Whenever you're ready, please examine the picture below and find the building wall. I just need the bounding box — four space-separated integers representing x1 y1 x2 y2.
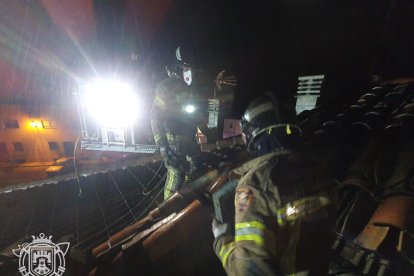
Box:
223 119 241 139
0 103 79 162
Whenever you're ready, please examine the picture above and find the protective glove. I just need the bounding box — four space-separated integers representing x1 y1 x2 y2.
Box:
212 218 229 239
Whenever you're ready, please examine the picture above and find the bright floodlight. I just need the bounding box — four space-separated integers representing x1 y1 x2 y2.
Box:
184 104 196 113
83 79 140 128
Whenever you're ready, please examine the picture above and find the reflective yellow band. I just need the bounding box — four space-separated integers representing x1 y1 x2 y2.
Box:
222 246 235 268
154 133 162 142
219 241 235 268
235 221 265 230
165 170 175 193
154 96 165 106
219 241 235 258
236 227 263 237
276 196 331 226
235 234 264 246
286 124 292 135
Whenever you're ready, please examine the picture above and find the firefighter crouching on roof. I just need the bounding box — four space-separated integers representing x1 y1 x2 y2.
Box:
212 92 338 275
150 46 215 200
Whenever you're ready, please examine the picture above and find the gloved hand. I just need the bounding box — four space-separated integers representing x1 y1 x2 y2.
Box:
160 146 179 167
212 218 229 238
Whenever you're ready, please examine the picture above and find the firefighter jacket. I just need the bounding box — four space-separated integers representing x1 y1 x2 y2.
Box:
150 76 213 152
214 148 337 275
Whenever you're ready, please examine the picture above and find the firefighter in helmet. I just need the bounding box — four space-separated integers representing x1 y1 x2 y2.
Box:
151 45 214 200
212 92 337 275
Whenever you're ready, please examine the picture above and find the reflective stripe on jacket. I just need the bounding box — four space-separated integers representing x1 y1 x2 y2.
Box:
214 148 337 275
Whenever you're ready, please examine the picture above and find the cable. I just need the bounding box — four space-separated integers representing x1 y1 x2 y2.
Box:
144 162 165 182
73 135 82 196
109 171 137 221
71 174 165 249
72 195 152 249
145 173 167 195
126 162 165 198
338 190 360 234
93 182 110 241
130 180 166 226
126 167 151 195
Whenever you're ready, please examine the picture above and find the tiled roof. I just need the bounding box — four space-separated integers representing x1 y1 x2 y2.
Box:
0 162 166 253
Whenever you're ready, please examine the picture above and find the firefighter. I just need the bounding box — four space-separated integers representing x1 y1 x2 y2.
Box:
151 45 214 200
212 92 337 275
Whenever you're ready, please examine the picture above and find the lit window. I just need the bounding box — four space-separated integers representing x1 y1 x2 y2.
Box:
295 75 325 114
12 142 24 152
3 120 19 129
48 142 59 152
42 120 57 129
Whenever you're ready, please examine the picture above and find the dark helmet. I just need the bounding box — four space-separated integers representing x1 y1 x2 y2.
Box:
241 92 302 152
167 45 195 77
169 44 203 73
175 46 194 68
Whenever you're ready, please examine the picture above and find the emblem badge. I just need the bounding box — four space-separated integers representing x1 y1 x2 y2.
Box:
13 233 70 276
236 187 254 211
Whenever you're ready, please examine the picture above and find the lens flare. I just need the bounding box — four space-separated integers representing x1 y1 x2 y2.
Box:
184 104 195 113
82 79 140 128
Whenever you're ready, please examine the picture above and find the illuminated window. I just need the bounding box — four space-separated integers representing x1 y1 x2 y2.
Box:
295 75 324 114
208 99 220 128
12 142 24 152
42 120 57 129
48 142 59 152
3 120 19 129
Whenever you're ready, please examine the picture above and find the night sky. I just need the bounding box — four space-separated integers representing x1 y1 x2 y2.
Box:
1 0 414 116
